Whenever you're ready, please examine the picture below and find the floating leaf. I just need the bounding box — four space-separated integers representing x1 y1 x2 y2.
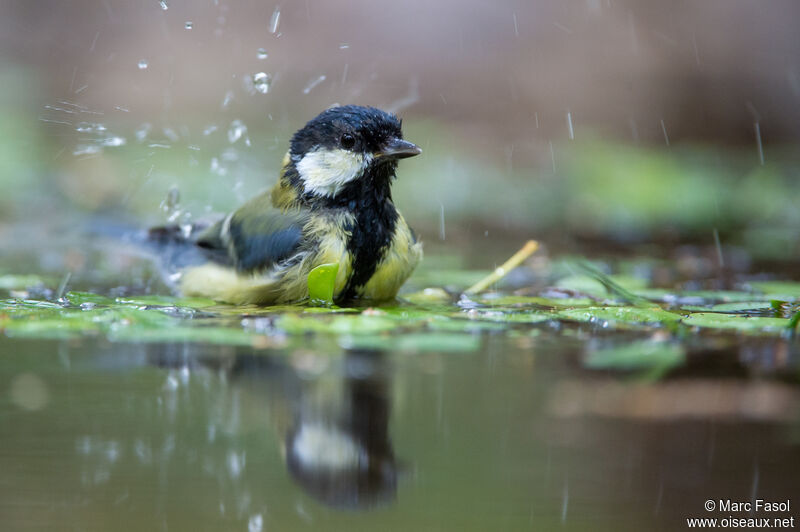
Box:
477 295 593 308
708 301 775 313
682 313 790 334
467 310 553 323
559 306 681 326
307 263 339 305
65 291 116 307
115 295 217 309
746 281 800 301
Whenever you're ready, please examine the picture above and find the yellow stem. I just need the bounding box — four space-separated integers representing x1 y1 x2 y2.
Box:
464 240 539 295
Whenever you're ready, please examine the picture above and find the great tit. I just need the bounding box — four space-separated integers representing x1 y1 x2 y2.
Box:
153 105 423 305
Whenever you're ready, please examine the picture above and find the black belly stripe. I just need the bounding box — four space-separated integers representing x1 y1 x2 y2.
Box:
340 207 397 301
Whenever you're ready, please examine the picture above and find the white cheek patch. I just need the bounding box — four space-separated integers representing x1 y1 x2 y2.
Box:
296 148 372 197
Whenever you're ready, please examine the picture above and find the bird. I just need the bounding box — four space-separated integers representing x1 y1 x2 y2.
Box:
150 105 423 306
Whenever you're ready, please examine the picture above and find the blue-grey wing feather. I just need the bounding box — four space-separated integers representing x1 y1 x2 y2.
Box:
196 205 309 273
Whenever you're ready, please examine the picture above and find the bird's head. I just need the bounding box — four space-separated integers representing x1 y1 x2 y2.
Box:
285 105 421 204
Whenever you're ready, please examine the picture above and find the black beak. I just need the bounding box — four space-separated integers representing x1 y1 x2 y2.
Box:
378 137 422 159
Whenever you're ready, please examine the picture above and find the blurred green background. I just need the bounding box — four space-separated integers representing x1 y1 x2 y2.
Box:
1 0 799 267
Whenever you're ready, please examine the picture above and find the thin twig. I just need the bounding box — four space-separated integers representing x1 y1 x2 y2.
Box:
464 240 539 295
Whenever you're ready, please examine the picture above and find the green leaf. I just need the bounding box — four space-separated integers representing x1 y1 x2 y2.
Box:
477 295 593 308
746 281 800 301
559 306 681 326
65 291 116 307
708 301 775 313
115 295 217 308
307 263 339 305
682 313 790 334
467 310 553 323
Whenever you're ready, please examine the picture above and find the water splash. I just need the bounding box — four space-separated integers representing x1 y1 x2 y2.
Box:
248 514 263 532
134 122 153 142
227 120 249 145
159 0 168 10
269 6 281 34
566 111 574 140
754 122 764 165
221 90 234 109
99 136 126 147
76 122 107 133
160 186 182 222
302 75 326 94
253 72 271 94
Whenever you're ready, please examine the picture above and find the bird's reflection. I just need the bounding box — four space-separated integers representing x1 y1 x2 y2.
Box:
149 344 398 511
284 349 396 510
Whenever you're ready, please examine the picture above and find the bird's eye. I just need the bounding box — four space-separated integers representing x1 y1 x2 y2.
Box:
340 133 355 149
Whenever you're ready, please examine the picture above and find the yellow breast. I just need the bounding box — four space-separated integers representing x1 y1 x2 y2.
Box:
358 214 422 301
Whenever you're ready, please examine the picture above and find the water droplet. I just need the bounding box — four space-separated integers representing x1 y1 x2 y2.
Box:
221 90 234 109
253 72 271 94
210 157 227 176
9 373 49 411
162 127 180 142
248 514 263 532
339 43 350 49
228 120 248 144
302 74 326 94
203 124 218 136
269 6 281 33
159 0 168 10
184 21 193 30
257 48 268 60
138 59 149 70
73 144 102 156
161 186 182 222
75 122 107 133
135 123 152 142
566 111 574 140
100 136 126 147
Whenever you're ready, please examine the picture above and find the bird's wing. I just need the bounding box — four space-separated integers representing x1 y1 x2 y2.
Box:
195 196 310 274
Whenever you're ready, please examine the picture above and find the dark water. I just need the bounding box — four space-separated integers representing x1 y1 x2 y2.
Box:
2 331 798 531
